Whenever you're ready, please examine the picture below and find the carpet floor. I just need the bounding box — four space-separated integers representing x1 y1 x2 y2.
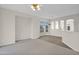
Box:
39 35 72 49
0 38 79 55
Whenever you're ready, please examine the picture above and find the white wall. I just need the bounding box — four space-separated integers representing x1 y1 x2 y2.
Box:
0 8 15 46
15 16 40 40
62 32 79 52
49 14 79 52
15 16 31 40
0 8 41 46
30 17 40 39
49 30 62 37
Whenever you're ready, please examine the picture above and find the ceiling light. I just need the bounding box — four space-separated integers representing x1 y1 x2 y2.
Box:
31 4 40 11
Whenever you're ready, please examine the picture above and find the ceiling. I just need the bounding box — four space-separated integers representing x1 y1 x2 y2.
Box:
0 4 79 19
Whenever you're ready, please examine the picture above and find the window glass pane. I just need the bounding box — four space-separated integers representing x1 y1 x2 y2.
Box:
51 21 54 30
55 21 59 29
60 20 64 31
40 20 49 33
66 19 74 32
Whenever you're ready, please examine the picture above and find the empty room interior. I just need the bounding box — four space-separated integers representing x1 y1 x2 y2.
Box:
0 4 79 55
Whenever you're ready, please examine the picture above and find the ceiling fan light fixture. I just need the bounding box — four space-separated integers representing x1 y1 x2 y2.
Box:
31 4 40 11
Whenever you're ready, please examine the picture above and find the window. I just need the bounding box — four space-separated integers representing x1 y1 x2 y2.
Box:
51 21 54 30
60 20 64 31
66 19 74 32
55 21 59 29
40 20 49 33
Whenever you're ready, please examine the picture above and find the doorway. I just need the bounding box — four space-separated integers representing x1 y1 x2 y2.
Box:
40 20 49 36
